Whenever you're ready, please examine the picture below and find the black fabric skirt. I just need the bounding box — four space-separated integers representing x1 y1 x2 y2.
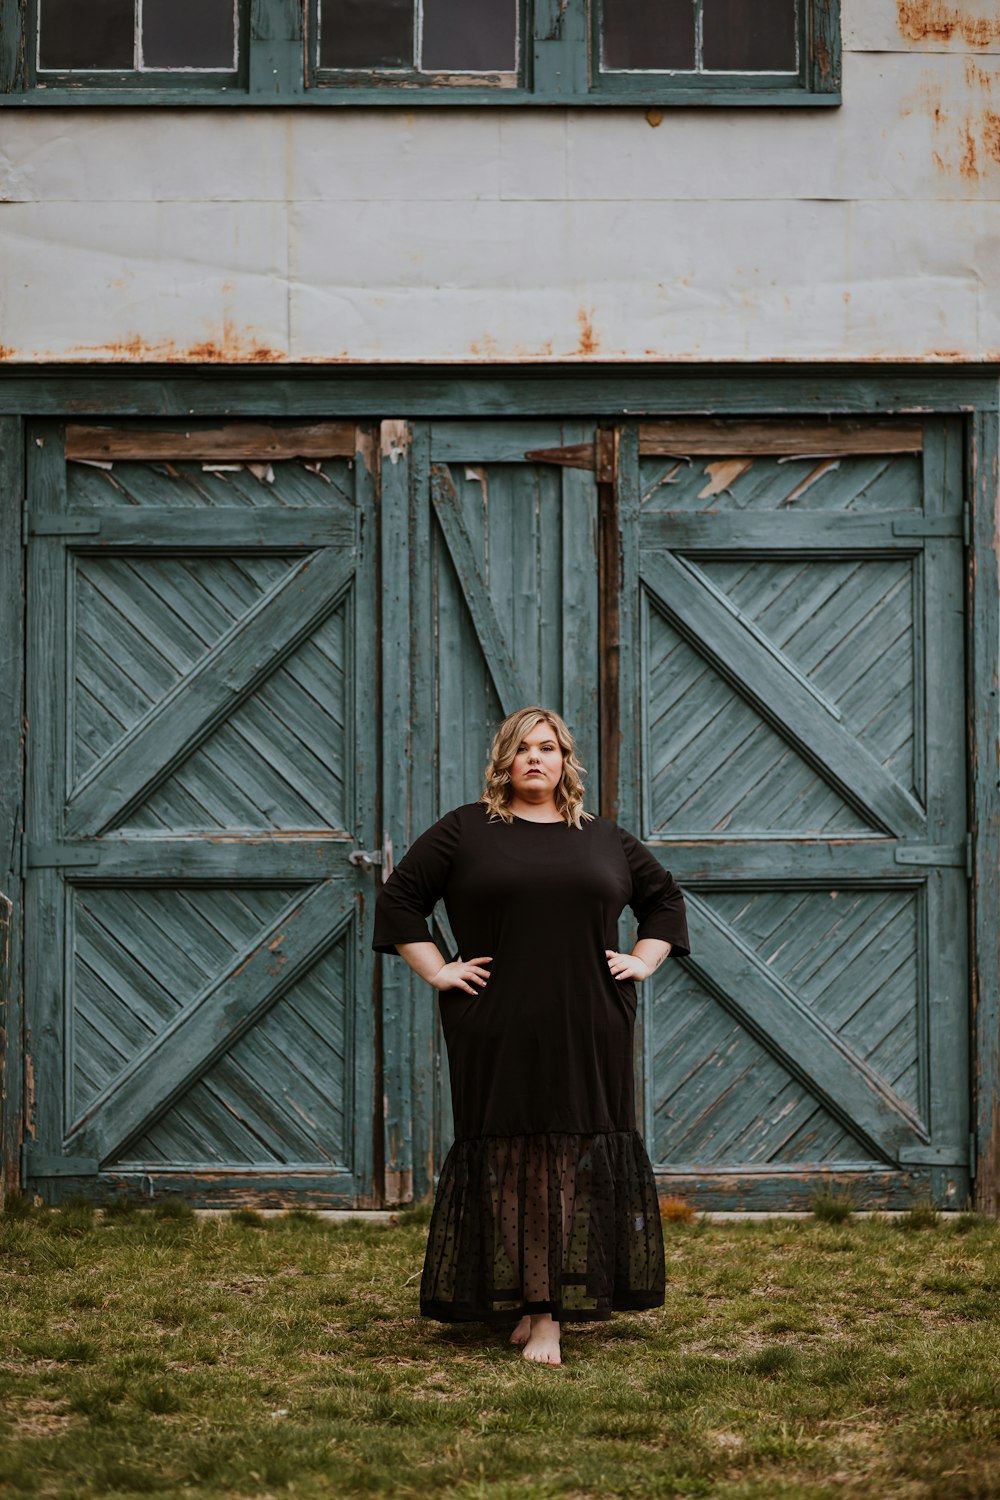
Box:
420 1130 665 1324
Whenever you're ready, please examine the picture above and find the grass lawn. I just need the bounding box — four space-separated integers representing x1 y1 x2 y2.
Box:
1 1195 998 1499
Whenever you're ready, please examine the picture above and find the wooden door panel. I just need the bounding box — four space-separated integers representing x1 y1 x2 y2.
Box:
624 419 970 1209
24 425 376 1205
389 421 602 1198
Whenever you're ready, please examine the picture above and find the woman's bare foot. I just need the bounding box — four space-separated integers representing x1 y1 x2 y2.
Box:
521 1313 561 1366
509 1315 532 1346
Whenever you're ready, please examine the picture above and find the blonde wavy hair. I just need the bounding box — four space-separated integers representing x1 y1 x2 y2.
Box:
479 707 594 829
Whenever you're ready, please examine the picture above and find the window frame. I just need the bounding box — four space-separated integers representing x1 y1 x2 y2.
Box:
0 0 841 106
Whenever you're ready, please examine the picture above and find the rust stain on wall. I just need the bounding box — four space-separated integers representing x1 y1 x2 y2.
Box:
898 0 1000 46
0 327 287 364
576 308 599 357
906 62 1000 180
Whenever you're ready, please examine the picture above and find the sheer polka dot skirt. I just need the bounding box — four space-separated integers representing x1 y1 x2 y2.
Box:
419 1131 665 1324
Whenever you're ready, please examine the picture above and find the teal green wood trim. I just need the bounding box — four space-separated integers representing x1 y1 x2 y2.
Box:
0 83 842 106
809 0 842 95
430 421 591 463
0 893 15 1199
533 0 588 99
0 0 840 105
249 0 304 99
640 549 926 839
0 0 26 92
407 423 438 1200
350 426 378 1206
679 891 926 1163
615 425 642 837
66 547 356 836
0 417 24 1199
68 881 354 1164
642 514 964 550
429 463 529 715
589 77 829 106
22 1146 98 1177
646 840 961 882
969 410 1000 1214
558 424 601 784
32 510 353 547
85 1169 361 1206
653 1169 940 1212
613 426 650 1138
26 840 357 880
379 422 416 1206
0 373 996 420
918 419 972 1177
22 421 68 1184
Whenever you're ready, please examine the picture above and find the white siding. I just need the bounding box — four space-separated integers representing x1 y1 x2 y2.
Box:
0 0 998 363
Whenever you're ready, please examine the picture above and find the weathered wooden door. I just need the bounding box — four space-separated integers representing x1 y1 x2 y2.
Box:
23 421 377 1205
380 421 603 1198
619 418 970 1209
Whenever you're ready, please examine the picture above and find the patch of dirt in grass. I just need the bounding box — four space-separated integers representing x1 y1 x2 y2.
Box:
9 1398 75 1436
205 1276 269 1293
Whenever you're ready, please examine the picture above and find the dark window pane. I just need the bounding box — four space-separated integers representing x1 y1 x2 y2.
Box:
320 0 413 68
602 0 695 71
142 0 235 68
703 0 797 70
422 0 517 72
39 0 134 69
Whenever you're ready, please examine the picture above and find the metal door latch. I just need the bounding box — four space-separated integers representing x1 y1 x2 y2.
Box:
349 831 394 881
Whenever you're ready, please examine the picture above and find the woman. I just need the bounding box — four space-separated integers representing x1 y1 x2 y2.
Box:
372 707 690 1367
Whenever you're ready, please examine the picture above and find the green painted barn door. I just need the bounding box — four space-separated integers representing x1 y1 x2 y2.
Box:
380 421 602 1200
619 417 970 1210
23 421 377 1206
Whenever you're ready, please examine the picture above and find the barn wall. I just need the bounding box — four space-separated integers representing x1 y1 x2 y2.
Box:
0 0 998 364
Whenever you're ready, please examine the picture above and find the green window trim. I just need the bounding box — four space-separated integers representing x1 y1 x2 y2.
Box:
0 0 841 106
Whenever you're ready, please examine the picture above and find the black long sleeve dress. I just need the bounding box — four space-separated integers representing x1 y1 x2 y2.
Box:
372 801 690 1324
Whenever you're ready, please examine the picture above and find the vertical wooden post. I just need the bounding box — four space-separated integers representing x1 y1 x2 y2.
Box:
0 417 24 1205
598 428 621 823
969 408 1000 1216
379 420 416 1206
407 423 439 1203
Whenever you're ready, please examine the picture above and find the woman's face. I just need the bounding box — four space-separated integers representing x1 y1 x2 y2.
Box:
509 721 565 802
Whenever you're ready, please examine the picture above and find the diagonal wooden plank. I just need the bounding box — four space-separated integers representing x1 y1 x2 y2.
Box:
67 546 355 835
641 549 925 838
671 890 926 1161
66 880 352 1165
430 464 529 716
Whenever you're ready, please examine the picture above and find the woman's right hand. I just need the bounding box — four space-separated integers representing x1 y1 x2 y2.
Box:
430 956 492 995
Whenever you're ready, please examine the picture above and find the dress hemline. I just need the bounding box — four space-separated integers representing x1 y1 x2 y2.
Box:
421 1291 665 1326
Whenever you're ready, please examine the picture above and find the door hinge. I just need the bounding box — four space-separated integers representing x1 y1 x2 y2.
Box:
523 431 617 484
897 1143 974 1169
893 841 967 868
22 1143 100 1179
26 514 101 537
891 516 964 538
24 844 101 873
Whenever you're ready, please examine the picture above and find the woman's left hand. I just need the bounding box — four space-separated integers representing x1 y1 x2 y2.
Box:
606 950 651 982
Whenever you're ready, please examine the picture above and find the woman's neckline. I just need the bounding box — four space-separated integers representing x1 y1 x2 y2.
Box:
510 812 566 826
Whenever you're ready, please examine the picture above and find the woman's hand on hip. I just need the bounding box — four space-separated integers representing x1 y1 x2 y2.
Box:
431 956 492 995
606 950 652 983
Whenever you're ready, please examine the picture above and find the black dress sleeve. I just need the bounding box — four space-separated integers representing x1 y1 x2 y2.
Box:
371 807 462 955
617 825 691 958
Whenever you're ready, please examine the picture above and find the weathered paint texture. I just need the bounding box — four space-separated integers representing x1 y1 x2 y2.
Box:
0 0 999 362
